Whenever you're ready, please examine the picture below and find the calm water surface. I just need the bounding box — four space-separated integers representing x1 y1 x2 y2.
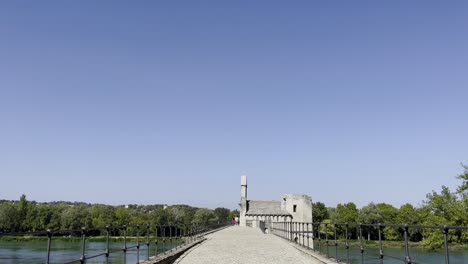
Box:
0 240 179 264
1 240 467 263
315 242 468 264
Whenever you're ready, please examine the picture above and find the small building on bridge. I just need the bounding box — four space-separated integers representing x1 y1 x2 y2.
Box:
239 175 312 228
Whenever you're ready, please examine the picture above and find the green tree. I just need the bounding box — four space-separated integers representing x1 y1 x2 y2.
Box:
312 202 329 222
168 206 185 224
150 208 171 225
213 207 230 222
0 202 20 232
421 178 467 248
375 203 398 224
115 207 132 226
47 204 65 229
90 205 116 227
61 205 92 230
317 219 334 238
358 203 383 224
17 194 30 231
23 205 40 231
335 202 359 239
374 203 399 240
193 208 215 223
456 163 468 196
327 207 336 222
424 186 459 224
394 203 423 241
358 203 383 240
336 202 358 223
179 206 197 225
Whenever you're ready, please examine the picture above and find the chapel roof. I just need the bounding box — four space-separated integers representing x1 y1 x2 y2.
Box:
245 200 291 216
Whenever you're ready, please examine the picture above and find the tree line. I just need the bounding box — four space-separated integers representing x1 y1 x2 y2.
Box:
1 165 466 248
0 197 238 233
312 164 468 248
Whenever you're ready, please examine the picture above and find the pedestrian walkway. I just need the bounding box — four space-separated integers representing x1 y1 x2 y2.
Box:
174 226 329 264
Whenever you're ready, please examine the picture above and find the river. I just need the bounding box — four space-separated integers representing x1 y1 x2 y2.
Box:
1 240 467 263
316 243 468 264
0 240 179 264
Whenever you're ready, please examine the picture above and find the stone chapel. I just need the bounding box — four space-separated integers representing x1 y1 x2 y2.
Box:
239 175 312 228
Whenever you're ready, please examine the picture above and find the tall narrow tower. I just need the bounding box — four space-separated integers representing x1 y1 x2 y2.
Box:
240 175 247 226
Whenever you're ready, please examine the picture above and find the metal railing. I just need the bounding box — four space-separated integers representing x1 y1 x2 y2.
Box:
271 221 468 264
0 221 229 264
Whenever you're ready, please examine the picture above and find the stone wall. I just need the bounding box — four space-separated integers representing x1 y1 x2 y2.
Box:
281 194 312 222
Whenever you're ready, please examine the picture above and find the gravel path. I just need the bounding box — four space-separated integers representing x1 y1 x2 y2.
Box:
175 226 324 264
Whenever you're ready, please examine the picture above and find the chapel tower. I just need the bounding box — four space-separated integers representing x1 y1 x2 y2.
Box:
239 175 247 226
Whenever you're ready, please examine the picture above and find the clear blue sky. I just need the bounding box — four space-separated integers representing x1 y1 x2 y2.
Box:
1 1 467 210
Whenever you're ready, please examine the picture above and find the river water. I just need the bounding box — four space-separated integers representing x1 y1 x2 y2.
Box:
0 240 179 264
315 243 468 264
1 240 467 263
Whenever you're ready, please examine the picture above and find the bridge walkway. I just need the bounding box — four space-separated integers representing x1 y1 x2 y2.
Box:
174 226 333 264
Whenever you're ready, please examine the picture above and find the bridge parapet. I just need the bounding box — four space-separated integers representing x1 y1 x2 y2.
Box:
0 221 229 264
271 221 468 264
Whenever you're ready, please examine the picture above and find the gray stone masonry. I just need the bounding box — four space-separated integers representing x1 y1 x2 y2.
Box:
174 226 335 264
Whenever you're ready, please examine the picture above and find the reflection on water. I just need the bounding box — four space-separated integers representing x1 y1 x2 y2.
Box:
0 240 180 264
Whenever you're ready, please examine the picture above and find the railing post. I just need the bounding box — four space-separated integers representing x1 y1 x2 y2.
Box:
146 225 150 261
334 223 338 262
105 226 110 264
179 224 183 248
169 225 173 251
297 222 300 245
307 223 310 249
317 222 321 253
298 222 301 244
162 225 166 253
325 223 329 258
295 222 298 244
155 225 159 256
289 221 293 241
311 223 315 250
359 223 364 264
284 221 286 239
441 225 450 264
136 225 140 263
403 224 412 264
193 223 197 241
123 225 127 264
293 222 297 243
345 223 349 264
46 229 52 264
80 227 87 264
188 224 192 243
378 223 384 263
279 222 281 238
302 222 306 247
175 225 178 249
295 222 298 243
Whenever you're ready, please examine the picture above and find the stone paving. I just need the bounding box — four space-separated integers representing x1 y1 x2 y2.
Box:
174 226 328 264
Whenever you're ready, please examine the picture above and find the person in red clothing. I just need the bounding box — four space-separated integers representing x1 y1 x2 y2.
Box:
231 217 236 225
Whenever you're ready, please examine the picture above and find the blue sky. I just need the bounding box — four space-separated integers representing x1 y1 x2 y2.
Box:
1 1 467 210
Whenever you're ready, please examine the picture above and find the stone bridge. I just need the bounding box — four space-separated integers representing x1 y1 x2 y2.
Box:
142 226 334 264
